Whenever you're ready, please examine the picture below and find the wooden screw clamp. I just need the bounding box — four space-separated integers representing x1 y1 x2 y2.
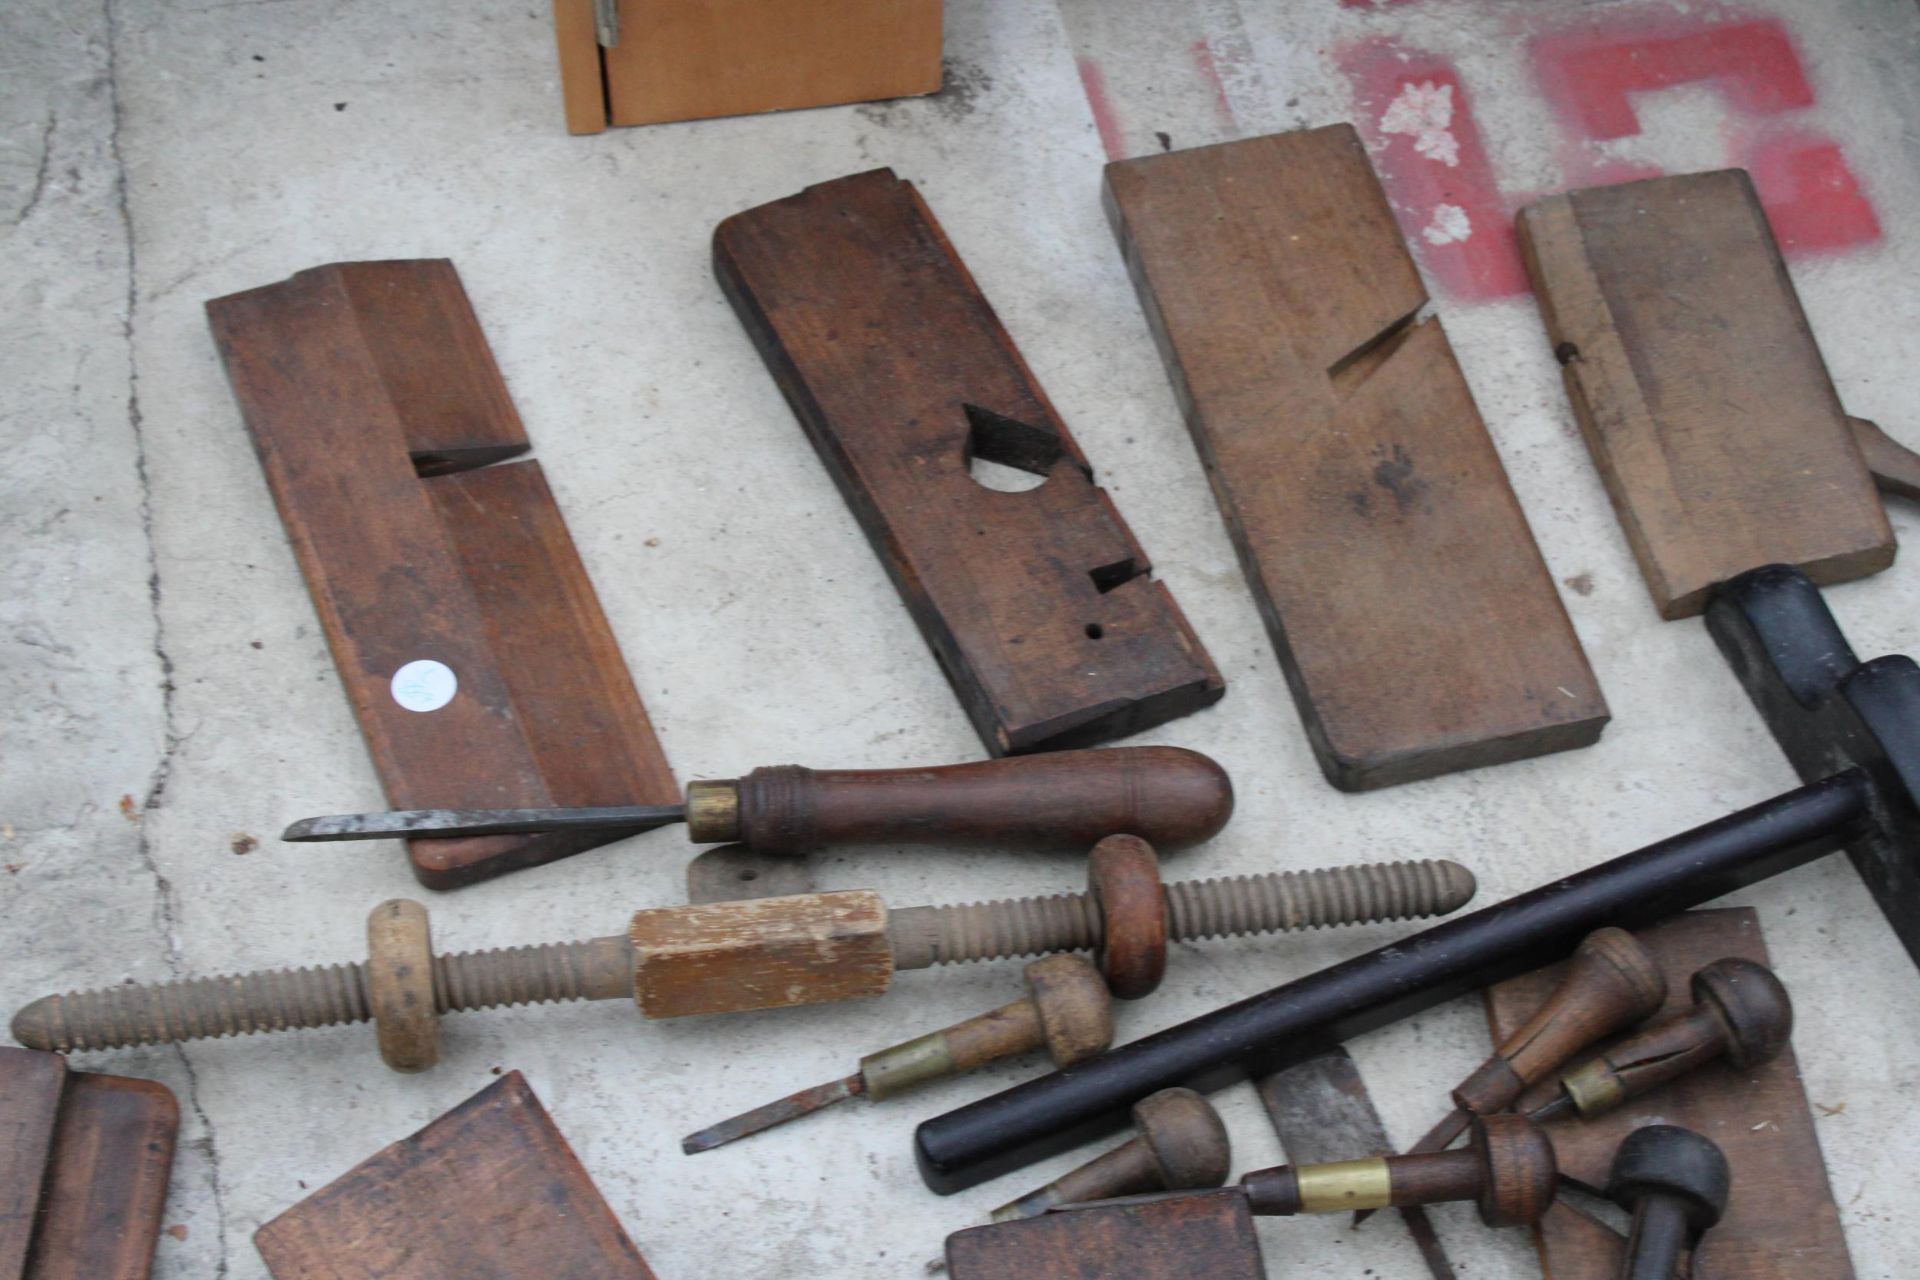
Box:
1604 1125 1731 1280
993 1088 1229 1220
1528 957 1792 1124
10 841 1475 1072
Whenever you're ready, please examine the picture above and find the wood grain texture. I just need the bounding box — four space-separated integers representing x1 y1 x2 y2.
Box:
255 1072 656 1280
550 0 606 135
1519 170 1894 619
1486 908 1853 1280
716 168 1225 756
945 1187 1266 1280
207 260 676 887
603 0 942 127
727 747 1233 854
628 890 894 1018
0 1048 66 1279
23 1074 178 1280
1106 126 1605 790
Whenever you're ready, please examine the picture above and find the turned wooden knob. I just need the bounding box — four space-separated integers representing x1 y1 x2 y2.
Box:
1470 1114 1559 1227
1025 955 1116 1067
1240 1113 1556 1226
1606 1125 1731 1280
1692 958 1792 1070
1088 835 1168 998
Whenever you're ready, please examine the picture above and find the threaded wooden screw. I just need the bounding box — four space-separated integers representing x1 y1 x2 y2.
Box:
12 859 1472 1068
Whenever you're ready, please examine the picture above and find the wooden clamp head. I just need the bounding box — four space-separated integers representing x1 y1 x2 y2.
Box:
1707 564 1920 966
627 891 894 1019
1088 835 1168 998
366 900 440 1072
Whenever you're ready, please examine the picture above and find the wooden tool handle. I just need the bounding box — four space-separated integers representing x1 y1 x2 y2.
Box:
710 747 1232 855
1454 927 1665 1113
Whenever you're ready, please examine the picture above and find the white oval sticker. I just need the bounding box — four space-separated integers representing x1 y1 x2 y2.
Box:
391 660 458 713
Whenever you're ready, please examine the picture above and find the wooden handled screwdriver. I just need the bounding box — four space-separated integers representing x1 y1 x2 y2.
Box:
1354 927 1664 1225
1524 957 1792 1125
283 746 1233 854
1064 1114 1557 1228
683 955 1113 1154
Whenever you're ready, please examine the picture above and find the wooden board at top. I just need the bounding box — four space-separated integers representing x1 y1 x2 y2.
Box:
716 168 1225 756
945 1188 1266 1280
208 261 678 887
0 1048 67 1279
255 1071 657 1280
1519 170 1893 619
601 0 942 128
1105 126 1607 791
1486 908 1853 1280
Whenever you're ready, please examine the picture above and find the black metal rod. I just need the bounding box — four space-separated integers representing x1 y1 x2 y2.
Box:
915 771 1875 1192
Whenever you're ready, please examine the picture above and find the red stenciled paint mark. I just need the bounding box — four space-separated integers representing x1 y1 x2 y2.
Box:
1533 17 1813 141
1337 39 1532 301
1076 58 1126 162
1190 39 1239 130
1531 11 1879 256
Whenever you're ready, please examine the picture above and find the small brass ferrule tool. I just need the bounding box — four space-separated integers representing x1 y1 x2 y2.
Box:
1526 957 1792 1125
1064 1114 1556 1229
681 954 1112 1154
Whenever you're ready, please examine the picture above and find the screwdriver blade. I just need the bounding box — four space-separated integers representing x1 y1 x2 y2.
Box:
1048 1186 1241 1213
1352 1106 1471 1227
681 1073 867 1154
281 803 688 842
1522 1092 1576 1125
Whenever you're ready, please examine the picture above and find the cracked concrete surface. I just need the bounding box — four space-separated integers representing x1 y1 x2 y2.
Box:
2 1 1918 1277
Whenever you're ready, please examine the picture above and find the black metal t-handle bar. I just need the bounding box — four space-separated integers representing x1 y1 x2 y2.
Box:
914 770 1875 1193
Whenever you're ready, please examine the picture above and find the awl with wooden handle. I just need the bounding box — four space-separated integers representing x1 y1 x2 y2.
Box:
284 746 1233 855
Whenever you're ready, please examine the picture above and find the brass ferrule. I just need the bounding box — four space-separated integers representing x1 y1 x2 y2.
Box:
859 1031 956 1101
685 780 741 843
1560 1057 1627 1118
1294 1157 1394 1214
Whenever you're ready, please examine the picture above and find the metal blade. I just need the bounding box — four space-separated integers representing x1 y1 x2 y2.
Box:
680 1073 866 1154
1048 1186 1241 1214
593 0 619 46
1522 1092 1576 1126
1257 1049 1457 1280
281 803 687 842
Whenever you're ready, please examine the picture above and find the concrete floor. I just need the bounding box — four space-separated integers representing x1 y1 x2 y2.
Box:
3 0 1918 1276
